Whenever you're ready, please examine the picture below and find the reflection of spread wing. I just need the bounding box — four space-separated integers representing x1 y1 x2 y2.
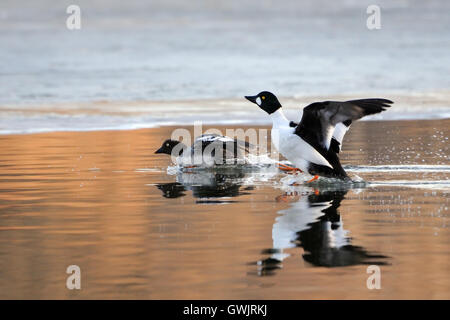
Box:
269 189 389 268
156 183 186 199
295 99 393 153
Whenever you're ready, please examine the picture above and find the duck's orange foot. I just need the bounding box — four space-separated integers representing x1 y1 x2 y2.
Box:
306 175 319 183
278 163 303 173
183 165 198 169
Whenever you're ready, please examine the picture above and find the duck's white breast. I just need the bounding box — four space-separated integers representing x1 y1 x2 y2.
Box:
273 127 332 171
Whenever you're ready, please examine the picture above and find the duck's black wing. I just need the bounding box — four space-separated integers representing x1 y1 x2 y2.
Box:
193 134 253 159
290 120 350 154
294 98 393 154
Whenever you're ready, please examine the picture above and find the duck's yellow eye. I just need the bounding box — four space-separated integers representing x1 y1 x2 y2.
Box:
262 96 266 100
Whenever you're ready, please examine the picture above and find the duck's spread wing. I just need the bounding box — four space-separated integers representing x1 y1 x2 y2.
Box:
293 120 350 153
329 120 352 153
295 98 393 152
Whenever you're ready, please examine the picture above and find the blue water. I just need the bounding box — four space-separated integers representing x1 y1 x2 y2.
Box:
1 0 449 104
0 0 449 133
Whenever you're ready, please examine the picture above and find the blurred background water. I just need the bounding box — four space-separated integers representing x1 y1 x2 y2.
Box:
0 0 449 133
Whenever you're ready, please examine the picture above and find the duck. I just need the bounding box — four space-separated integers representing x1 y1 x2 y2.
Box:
245 91 393 181
155 134 251 167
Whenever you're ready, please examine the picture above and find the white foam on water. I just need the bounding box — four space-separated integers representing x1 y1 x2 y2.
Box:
161 161 450 192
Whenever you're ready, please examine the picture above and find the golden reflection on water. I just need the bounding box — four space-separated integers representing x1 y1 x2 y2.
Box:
0 120 448 299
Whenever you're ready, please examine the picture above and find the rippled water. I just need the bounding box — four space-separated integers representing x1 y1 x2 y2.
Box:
0 120 448 299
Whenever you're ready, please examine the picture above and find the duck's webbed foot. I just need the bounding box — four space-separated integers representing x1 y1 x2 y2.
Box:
278 163 303 174
306 175 319 183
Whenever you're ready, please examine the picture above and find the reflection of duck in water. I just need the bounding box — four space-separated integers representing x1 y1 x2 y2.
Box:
156 183 186 199
255 187 388 276
156 170 254 203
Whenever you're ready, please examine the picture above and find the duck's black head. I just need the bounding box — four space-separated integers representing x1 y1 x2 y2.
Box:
245 91 282 114
155 139 182 155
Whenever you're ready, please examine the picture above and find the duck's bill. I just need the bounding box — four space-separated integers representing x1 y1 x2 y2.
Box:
245 95 258 103
154 147 164 154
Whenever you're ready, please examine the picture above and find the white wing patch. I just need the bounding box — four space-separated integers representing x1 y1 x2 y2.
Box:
332 123 351 150
196 135 234 143
323 125 335 150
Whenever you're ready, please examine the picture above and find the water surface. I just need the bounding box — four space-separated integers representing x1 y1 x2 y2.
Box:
0 120 448 299
1 0 449 104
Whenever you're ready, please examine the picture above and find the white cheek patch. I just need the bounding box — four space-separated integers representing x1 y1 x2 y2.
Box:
255 97 261 105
